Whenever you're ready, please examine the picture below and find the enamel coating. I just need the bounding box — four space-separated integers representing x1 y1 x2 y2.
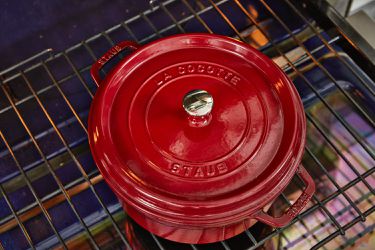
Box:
88 34 315 244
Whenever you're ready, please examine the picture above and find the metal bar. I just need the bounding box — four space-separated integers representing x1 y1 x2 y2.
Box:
181 0 213 33
0 0 226 85
150 233 166 250
0 168 99 227
246 2 375 163
0 142 91 216
158 2 185 33
54 210 125 250
0 78 99 249
141 13 163 38
322 167 374 206
232 0 375 192
0 124 87 182
0 1 373 249
101 32 126 61
307 112 374 195
248 228 284 249
102 32 115 46
82 41 99 62
251 165 374 248
273 234 286 250
0 49 53 77
0 131 67 248
81 41 107 87
280 36 340 72
78 0 169 43
308 115 374 205
314 187 373 227
345 0 353 17
304 147 372 229
0 65 91 115
289 207 330 250
237 1 375 162
304 81 374 159
0 0 229 85
121 22 140 42
327 126 373 173
136 0 229 44
260 0 375 133
284 0 375 97
0 36 334 119
281 186 345 235
42 63 88 133
311 206 375 249
62 52 94 98
304 0 375 65
237 0 375 193
190 244 198 250
280 192 338 242
21 73 132 249
306 190 348 234
220 241 231 250
0 34 333 117
337 224 375 249
0 174 103 234
206 0 246 42
0 20 182 115
305 147 366 220
244 229 258 246
0 183 35 249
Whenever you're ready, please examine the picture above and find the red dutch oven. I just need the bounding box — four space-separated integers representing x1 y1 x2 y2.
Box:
88 34 315 244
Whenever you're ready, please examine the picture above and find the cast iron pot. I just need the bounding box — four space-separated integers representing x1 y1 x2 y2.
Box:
88 34 315 244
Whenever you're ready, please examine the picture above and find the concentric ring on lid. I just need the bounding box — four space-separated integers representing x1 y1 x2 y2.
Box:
88 34 306 226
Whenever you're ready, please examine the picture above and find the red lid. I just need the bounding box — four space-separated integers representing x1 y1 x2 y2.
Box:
88 34 306 227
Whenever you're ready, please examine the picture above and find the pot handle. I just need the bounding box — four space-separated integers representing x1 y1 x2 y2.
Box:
254 166 315 227
91 41 141 86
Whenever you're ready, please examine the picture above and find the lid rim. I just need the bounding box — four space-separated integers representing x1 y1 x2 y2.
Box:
88 33 306 226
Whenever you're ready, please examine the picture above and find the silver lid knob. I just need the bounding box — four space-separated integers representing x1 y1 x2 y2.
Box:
183 89 213 117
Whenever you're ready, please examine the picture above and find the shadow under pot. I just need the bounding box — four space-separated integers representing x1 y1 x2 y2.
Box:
88 34 315 244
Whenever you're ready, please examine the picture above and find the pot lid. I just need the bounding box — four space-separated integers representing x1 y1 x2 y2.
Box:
88 34 306 224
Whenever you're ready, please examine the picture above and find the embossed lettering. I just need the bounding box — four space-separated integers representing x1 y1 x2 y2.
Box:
230 76 241 85
187 64 195 73
98 46 122 65
156 63 241 97
296 166 302 174
224 72 233 80
217 68 225 78
178 66 186 74
194 167 204 177
183 166 193 176
170 163 181 174
217 162 228 174
198 64 205 72
164 73 172 82
286 193 311 218
169 162 228 178
113 45 121 53
206 165 216 176
207 66 214 74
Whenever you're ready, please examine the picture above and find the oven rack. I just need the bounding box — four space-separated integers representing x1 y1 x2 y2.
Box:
0 0 374 249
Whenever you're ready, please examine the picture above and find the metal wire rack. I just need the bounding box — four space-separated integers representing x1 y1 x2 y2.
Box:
0 0 374 249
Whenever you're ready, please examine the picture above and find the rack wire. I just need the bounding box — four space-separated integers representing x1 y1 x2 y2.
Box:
0 0 374 249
